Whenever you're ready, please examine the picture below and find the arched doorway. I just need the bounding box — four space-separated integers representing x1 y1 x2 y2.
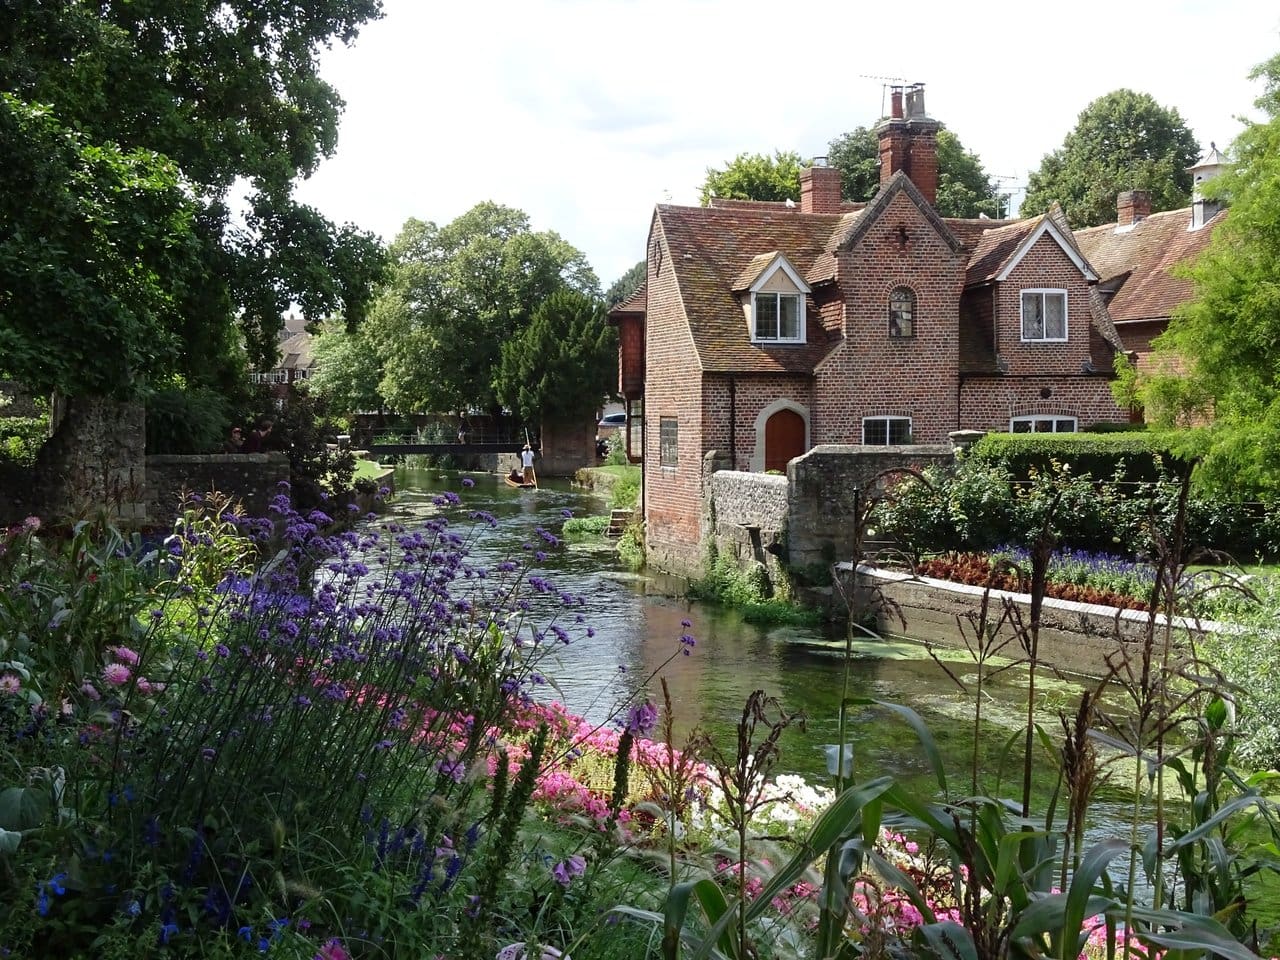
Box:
764 408 806 473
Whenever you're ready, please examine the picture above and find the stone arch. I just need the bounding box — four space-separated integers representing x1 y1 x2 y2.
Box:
751 399 810 473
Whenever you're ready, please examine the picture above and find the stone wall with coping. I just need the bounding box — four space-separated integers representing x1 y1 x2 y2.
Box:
145 453 292 523
841 564 1222 677
703 468 790 590
787 444 954 571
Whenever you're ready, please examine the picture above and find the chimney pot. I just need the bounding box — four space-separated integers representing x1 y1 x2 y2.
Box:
890 86 904 119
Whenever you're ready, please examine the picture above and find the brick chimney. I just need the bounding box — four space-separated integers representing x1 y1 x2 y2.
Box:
1116 190 1151 226
875 83 940 206
800 160 842 214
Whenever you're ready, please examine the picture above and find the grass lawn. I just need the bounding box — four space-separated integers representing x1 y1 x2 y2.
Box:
353 458 386 481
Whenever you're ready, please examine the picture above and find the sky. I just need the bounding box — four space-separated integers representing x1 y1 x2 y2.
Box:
294 0 1280 290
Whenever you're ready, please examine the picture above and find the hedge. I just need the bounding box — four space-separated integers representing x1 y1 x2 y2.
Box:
968 431 1195 483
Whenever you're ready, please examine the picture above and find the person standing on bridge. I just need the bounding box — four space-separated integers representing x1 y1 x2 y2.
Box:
521 443 535 484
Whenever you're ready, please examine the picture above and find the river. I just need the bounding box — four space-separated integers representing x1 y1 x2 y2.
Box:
389 467 1106 802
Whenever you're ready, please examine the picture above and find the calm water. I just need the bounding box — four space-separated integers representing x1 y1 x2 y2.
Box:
387 467 1280 920
389 468 1096 798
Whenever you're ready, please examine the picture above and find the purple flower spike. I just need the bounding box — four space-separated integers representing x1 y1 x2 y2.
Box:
625 700 658 736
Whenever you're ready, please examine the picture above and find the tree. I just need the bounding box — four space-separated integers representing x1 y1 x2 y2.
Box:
494 290 617 426
0 2 387 398
371 207 599 415
702 131 1000 217
1021 89 1200 227
1137 54 1280 498
827 127 1000 218
605 260 646 309
699 151 805 205
0 95 203 398
309 320 386 419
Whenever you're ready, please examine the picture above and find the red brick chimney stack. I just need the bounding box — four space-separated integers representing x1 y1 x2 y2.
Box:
1116 190 1151 226
875 82 940 206
800 159 842 214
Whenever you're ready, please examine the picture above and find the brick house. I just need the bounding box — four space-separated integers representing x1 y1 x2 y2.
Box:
625 85 1224 576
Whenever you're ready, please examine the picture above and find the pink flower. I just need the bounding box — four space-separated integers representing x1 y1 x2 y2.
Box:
111 645 141 666
81 681 101 701
0 673 20 695
102 663 131 686
315 940 349 960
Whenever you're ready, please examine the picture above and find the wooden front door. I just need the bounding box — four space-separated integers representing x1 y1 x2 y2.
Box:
764 409 805 473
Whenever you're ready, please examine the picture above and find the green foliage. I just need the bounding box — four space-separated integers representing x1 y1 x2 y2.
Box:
826 126 1000 217
606 466 640 511
699 150 805 205
704 130 1000 217
605 260 646 309
688 554 820 627
308 317 387 418
0 415 46 465
495 289 617 425
604 431 630 466
1022 89 1200 226
144 384 232 454
1141 52 1280 501
968 430 1193 483
369 208 598 415
562 515 610 539
0 94 203 398
616 520 645 571
0 4 388 397
255 389 355 509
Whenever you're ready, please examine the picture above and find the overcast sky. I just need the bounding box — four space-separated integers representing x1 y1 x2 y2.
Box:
293 0 1280 289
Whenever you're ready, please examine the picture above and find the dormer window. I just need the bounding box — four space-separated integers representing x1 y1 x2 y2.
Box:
753 292 803 342
739 253 809 344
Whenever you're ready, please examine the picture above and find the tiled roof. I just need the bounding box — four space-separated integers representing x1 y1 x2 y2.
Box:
1074 207 1222 322
610 281 647 317
964 218 1041 285
732 252 782 291
656 203 844 374
277 330 314 371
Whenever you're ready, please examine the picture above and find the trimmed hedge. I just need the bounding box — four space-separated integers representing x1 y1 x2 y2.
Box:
968 431 1195 483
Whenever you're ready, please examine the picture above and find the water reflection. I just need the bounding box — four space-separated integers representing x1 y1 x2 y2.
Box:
387 467 1085 796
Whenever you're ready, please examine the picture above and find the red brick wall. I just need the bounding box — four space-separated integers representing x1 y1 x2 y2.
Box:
959 374 1127 430
813 190 965 443
995 233 1093 377
702 375 814 472
643 220 705 570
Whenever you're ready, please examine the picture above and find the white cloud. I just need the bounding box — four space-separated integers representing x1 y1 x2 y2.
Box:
294 0 1280 287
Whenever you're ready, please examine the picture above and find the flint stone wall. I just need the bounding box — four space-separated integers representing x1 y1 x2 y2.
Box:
145 453 292 522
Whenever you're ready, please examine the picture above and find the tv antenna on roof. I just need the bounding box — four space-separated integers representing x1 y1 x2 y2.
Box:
857 75 912 119
989 173 1021 219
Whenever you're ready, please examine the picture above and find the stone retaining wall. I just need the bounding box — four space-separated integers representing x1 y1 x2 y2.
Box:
145 453 292 522
704 469 789 590
841 563 1222 677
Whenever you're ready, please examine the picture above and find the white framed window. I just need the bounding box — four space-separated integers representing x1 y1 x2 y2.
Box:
862 416 912 445
752 292 804 342
889 287 916 338
1010 415 1077 433
1021 289 1067 342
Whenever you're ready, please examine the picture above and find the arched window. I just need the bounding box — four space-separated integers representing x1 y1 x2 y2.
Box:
889 287 915 339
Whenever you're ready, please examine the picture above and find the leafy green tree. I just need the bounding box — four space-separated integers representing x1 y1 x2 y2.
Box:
0 1 387 397
826 127 882 204
605 260 646 309
1022 89 1200 227
494 290 617 425
827 126 1000 217
703 131 999 217
1139 54 1280 498
309 320 386 418
371 207 599 414
0 95 203 398
700 151 805 205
